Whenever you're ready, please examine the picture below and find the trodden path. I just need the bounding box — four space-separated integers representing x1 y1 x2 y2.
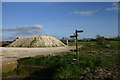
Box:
1 46 76 66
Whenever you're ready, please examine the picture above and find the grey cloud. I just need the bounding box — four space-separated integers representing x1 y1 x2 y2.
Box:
3 25 43 35
2 25 44 40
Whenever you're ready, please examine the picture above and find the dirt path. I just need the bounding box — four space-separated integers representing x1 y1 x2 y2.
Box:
1 46 76 66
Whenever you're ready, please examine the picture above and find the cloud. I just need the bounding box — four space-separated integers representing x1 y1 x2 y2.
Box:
106 3 118 12
2 36 17 41
2 24 44 40
70 10 97 16
3 24 43 34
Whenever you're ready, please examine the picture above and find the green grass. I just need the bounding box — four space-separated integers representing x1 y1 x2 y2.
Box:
20 53 117 78
109 41 119 49
68 41 93 46
3 53 117 78
3 40 119 79
69 41 119 51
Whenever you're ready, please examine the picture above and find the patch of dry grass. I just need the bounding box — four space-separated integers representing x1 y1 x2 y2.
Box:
2 62 17 72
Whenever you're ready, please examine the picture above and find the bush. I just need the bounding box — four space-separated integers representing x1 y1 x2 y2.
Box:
96 35 109 45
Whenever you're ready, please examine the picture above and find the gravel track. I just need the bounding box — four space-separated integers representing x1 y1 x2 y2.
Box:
0 46 76 66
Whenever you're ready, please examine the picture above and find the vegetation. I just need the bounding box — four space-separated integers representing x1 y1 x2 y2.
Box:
2 40 119 79
96 35 109 45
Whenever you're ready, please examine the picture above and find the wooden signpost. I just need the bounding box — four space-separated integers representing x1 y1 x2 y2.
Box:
70 30 83 64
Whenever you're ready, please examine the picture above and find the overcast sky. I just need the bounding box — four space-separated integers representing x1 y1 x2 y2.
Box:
2 2 118 41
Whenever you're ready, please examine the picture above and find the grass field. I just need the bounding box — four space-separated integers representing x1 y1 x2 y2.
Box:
68 41 92 46
69 40 119 46
2 40 120 79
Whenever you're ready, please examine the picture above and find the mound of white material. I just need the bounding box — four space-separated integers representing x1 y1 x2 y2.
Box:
9 36 66 47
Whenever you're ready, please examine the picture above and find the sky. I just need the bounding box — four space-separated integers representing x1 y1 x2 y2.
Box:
1 0 119 2
2 2 118 41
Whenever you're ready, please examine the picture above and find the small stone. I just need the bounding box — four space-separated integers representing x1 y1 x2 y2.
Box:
108 72 111 75
99 69 103 72
86 67 91 72
72 58 77 61
105 44 111 48
99 51 103 54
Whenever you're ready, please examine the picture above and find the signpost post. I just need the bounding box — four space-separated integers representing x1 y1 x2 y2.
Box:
70 29 83 64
